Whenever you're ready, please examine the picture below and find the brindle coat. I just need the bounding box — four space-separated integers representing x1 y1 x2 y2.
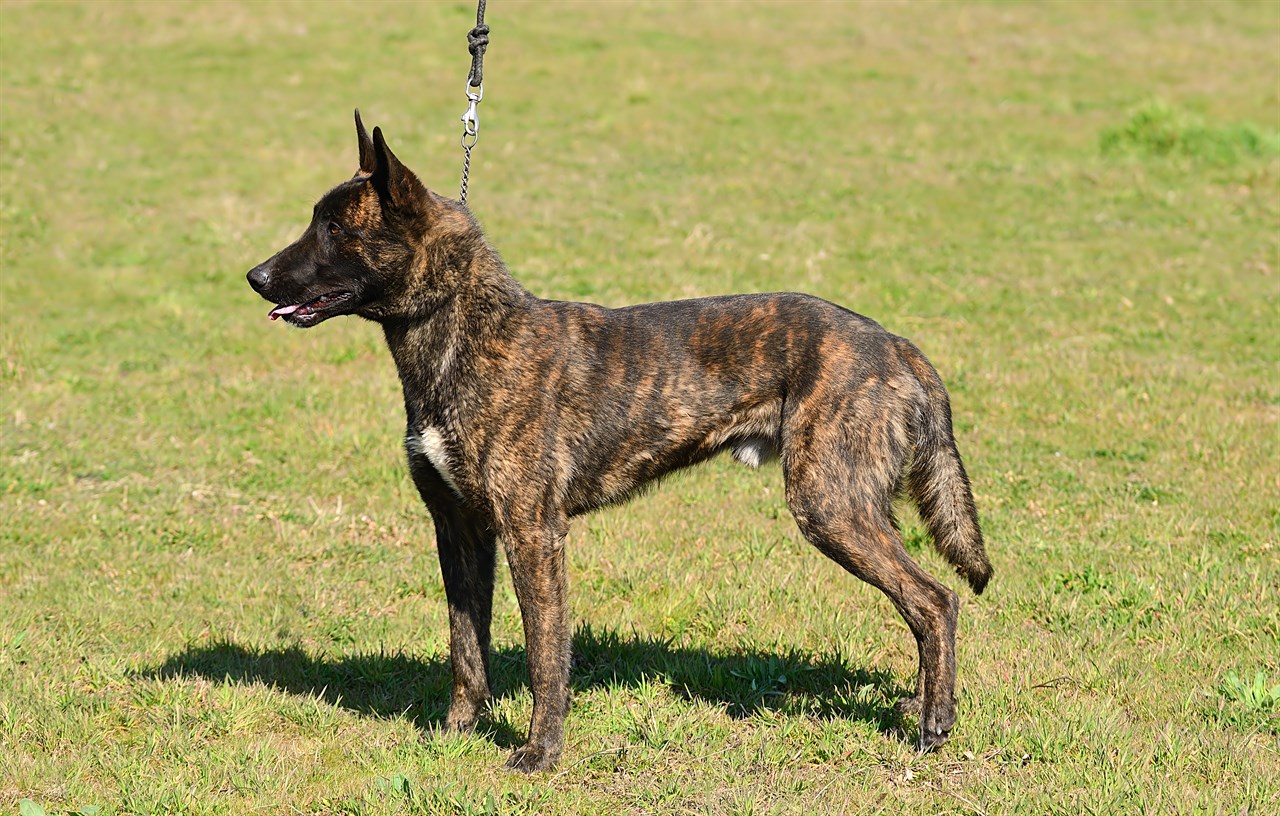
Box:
247 112 993 772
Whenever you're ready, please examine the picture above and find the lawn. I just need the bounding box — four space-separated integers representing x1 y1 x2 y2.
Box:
1 1 1277 813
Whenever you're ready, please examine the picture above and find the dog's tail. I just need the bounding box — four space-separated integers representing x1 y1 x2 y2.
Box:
899 340 992 594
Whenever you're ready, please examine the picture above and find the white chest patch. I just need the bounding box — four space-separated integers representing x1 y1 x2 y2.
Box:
408 425 463 497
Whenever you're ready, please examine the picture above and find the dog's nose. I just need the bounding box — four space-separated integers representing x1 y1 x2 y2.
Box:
247 263 271 293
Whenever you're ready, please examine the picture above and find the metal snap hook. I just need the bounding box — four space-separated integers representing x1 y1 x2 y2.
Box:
460 96 480 138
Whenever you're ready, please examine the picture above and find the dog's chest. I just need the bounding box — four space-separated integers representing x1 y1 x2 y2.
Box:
406 424 464 498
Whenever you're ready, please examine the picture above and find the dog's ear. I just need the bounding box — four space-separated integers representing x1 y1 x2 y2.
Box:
355 109 376 175
370 126 427 212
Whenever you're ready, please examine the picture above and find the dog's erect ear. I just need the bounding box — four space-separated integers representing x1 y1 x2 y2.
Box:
370 126 427 212
355 109 376 175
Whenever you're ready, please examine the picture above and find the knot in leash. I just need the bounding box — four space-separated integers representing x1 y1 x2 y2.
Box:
466 22 489 87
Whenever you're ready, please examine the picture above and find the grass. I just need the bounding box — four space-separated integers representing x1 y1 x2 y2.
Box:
1 0 1278 813
1101 98 1280 163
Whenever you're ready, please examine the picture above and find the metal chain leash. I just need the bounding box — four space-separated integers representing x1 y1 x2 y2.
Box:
458 0 488 206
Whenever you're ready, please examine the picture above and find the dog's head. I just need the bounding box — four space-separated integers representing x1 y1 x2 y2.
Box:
247 110 470 326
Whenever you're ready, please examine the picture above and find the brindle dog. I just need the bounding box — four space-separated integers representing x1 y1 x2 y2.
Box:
247 112 992 772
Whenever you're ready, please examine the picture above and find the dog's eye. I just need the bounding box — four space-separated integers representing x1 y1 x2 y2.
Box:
327 222 341 236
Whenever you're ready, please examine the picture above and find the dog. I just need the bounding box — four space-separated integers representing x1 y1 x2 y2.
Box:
246 111 992 772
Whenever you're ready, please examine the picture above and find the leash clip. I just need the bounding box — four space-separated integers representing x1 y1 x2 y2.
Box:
460 83 483 144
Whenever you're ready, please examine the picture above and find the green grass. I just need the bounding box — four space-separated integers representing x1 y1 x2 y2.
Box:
1101 98 1280 163
2 0 1278 813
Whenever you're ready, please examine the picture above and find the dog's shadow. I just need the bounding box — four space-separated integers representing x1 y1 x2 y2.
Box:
145 625 909 748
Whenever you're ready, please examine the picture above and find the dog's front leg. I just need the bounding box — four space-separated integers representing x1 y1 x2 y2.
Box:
502 521 571 772
431 508 498 733
412 449 498 734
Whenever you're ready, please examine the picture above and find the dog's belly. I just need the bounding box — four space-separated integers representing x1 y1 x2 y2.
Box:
560 395 782 516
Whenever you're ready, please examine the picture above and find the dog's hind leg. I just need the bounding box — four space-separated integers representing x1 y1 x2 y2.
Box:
782 420 960 751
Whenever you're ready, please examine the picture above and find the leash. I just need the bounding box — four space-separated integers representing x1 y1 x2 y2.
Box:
458 0 488 206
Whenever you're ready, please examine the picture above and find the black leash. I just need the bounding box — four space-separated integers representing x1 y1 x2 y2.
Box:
458 0 489 205
467 0 489 87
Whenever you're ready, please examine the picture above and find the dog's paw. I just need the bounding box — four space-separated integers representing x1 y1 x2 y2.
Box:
443 715 477 733
917 704 955 752
505 742 561 773
443 708 481 733
443 694 490 733
917 723 952 752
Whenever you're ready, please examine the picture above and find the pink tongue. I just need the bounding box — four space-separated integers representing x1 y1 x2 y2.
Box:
269 303 300 320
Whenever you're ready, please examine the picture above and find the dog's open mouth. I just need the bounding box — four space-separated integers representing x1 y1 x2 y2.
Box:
268 291 353 325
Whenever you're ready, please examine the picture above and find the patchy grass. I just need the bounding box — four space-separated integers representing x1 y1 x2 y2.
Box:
2 1 1278 813
1101 98 1280 163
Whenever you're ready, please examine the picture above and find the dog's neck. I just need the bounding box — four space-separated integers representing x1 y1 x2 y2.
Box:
381 234 530 423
